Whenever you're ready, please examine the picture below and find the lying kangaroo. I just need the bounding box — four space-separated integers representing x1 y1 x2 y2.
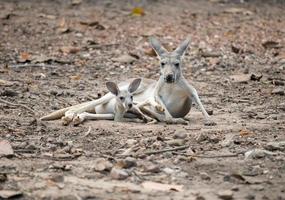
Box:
41 37 215 126
72 78 153 125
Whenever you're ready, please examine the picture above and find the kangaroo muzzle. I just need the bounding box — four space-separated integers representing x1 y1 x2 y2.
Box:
165 74 175 83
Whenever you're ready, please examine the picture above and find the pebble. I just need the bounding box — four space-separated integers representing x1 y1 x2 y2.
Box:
173 129 187 139
110 168 129 180
166 139 186 146
264 141 285 151
116 157 137 169
217 190 233 200
142 161 160 173
93 158 113 172
199 172 211 181
271 88 284 95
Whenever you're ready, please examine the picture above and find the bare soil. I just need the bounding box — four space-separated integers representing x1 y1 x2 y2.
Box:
0 0 285 199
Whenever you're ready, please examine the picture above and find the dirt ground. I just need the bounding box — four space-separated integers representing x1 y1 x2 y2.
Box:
0 0 285 199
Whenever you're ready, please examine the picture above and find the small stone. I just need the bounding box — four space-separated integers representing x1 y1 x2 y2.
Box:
245 149 277 160
110 168 129 180
142 161 160 173
271 87 284 95
245 194 255 200
93 158 113 172
199 172 211 181
50 174 64 182
217 190 233 200
116 157 137 169
162 167 175 175
125 139 137 146
173 129 187 139
264 141 285 151
166 139 186 146
195 133 209 142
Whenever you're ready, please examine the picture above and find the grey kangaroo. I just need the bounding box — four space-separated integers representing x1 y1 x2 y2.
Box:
41 37 215 126
72 78 153 125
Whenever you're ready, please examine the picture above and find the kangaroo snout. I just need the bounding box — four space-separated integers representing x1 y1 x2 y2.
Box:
128 103 133 109
165 74 175 83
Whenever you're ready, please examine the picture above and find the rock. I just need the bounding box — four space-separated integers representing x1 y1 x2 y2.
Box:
229 74 251 83
162 167 175 175
245 149 277 160
112 54 137 64
93 158 113 172
217 190 233 200
125 139 137 146
195 133 209 142
0 140 14 157
116 157 137 169
110 168 129 180
173 129 187 139
142 161 160 173
271 88 284 95
0 190 22 199
166 139 186 146
264 141 285 151
200 172 211 180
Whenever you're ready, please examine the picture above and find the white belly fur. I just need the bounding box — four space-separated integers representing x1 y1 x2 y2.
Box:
95 98 116 114
159 84 191 118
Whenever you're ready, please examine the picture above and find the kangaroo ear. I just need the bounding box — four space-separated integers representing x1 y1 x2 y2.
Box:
174 37 191 57
149 37 168 57
106 81 119 96
128 78 141 93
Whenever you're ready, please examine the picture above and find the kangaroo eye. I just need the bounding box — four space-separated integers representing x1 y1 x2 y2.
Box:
174 63 180 68
130 96 133 100
161 62 166 67
120 97 125 101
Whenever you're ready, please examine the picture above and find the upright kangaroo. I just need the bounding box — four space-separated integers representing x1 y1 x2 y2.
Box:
41 37 215 126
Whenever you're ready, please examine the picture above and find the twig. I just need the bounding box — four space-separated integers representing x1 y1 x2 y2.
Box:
82 126 92 138
9 63 56 69
173 152 239 158
0 98 35 115
117 145 190 158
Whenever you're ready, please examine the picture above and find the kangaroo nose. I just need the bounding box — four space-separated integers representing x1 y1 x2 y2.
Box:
128 104 132 108
165 74 174 83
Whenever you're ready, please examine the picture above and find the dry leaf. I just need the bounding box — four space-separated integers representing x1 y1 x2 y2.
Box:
239 129 254 137
0 140 14 157
60 46 81 55
142 181 183 192
69 75 81 80
131 7 145 16
19 52 31 63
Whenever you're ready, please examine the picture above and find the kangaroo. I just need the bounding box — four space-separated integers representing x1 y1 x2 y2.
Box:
72 78 154 125
41 37 216 126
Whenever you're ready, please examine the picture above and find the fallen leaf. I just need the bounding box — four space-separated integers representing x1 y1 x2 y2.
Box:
0 190 22 199
0 140 14 157
19 52 31 63
69 75 81 80
60 46 81 55
239 129 254 137
131 7 145 16
57 18 70 34
141 181 183 192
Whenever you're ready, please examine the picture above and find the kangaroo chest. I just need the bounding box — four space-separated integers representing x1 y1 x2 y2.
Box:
159 84 192 118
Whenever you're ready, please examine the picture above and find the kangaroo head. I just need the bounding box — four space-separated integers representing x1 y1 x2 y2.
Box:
106 78 141 110
149 37 190 84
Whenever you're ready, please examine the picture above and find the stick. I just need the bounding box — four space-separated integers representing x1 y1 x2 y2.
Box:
9 63 57 69
173 152 239 158
82 126 92 138
117 145 190 158
0 98 35 115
